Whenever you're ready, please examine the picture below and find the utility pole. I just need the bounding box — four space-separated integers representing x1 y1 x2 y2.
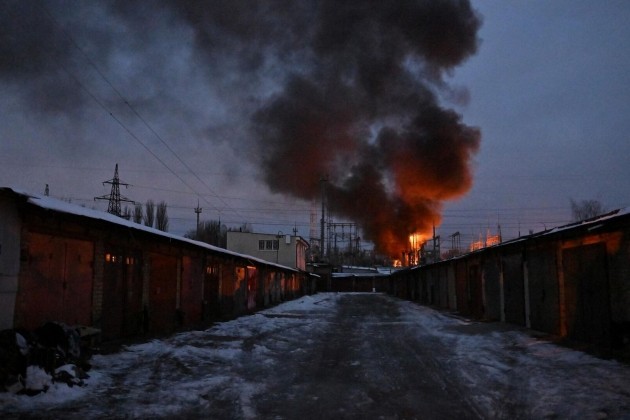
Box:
450 231 460 254
320 177 327 260
94 163 134 218
44 184 49 196
497 211 502 243
194 199 202 237
432 223 440 263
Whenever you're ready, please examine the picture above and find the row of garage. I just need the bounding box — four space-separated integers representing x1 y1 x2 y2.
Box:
0 188 316 341
388 210 630 350
3 186 628 350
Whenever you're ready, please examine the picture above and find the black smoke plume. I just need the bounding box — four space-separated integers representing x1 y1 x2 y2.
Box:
247 0 483 255
1 0 482 256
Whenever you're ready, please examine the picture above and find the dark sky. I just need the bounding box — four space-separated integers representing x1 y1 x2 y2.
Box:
446 1 630 243
1 0 629 256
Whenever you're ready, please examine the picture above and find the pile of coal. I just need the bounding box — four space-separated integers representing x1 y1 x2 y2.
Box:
0 322 95 395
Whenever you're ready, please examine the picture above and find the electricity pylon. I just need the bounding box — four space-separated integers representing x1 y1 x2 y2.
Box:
95 163 134 218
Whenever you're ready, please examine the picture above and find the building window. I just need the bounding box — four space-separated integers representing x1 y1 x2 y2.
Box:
259 239 280 251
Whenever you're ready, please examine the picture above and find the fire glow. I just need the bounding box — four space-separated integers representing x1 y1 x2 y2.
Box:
248 1 482 258
242 0 481 258
409 232 427 253
0 1 483 260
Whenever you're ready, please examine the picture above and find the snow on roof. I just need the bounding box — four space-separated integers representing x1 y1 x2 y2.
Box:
333 265 387 278
2 187 300 273
341 265 379 273
535 208 630 237
481 208 630 251
332 272 385 278
399 207 630 270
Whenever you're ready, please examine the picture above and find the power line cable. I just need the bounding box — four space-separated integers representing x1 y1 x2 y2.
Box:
40 4 246 220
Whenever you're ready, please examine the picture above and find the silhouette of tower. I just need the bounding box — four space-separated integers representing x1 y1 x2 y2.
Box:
95 164 134 217
194 199 202 236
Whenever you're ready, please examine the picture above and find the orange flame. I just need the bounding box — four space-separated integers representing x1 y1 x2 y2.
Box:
408 232 427 252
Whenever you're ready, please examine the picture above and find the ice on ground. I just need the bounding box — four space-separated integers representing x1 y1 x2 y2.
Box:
0 293 628 419
396 298 630 419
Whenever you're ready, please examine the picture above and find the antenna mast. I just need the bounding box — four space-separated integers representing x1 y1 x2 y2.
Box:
194 199 202 236
320 177 327 260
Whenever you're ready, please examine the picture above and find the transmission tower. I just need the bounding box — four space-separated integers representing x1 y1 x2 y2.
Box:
94 163 134 218
327 221 357 265
450 231 461 254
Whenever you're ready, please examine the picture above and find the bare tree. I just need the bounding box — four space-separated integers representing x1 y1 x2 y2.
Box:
156 201 169 232
570 199 605 221
185 220 227 248
144 200 155 227
122 206 132 220
133 203 143 223
239 222 253 233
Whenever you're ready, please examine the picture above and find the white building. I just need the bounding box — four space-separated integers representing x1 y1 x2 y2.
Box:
226 231 309 270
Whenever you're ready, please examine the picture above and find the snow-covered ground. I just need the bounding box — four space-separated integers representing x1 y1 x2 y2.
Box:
1 293 628 419
395 302 630 419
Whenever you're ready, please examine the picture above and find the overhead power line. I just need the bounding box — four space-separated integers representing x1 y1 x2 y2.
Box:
40 4 245 221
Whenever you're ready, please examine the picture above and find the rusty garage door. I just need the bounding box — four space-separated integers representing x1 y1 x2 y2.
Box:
149 253 179 334
101 249 143 339
18 233 93 329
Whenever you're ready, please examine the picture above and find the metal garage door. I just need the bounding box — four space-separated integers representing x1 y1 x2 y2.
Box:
563 243 611 346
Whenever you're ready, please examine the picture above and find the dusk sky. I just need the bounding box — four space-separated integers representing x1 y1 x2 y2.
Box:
1 1 629 256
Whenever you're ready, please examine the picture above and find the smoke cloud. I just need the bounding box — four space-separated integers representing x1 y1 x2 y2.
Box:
1 0 482 257
249 0 482 256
